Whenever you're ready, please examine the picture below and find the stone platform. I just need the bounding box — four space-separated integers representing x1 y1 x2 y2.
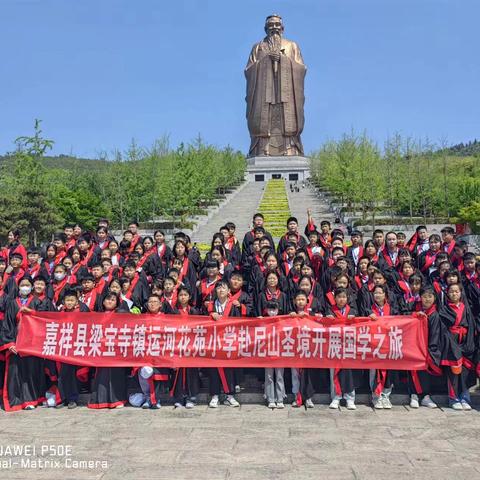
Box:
246 155 310 182
1 404 480 479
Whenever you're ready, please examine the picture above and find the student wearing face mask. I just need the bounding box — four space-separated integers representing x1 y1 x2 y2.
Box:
0 276 47 411
48 264 72 308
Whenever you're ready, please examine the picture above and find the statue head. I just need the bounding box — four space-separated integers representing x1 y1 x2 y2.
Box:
264 14 284 37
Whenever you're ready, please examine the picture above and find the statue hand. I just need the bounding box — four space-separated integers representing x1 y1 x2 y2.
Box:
269 52 280 62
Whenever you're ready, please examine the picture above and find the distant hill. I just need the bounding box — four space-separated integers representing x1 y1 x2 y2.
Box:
0 154 109 172
440 139 480 157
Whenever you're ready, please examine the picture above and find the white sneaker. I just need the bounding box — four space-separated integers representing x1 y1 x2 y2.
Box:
225 395 240 407
141 400 152 409
276 402 285 409
461 400 472 411
346 400 357 410
420 395 437 409
209 395 219 408
235 385 241 393
151 402 161 409
291 399 300 408
451 402 463 411
329 398 340 409
305 398 314 409
267 402 276 409
24 405 36 411
381 397 392 409
410 394 419 409
185 401 195 409
373 398 383 409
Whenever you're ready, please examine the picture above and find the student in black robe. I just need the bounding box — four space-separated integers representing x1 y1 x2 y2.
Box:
417 234 442 276
393 267 424 314
154 230 173 270
241 213 275 257
4 229 28 269
66 246 89 282
290 290 324 408
196 260 222 311
48 263 72 308
168 287 201 408
318 247 345 292
377 231 401 275
461 252 480 318
121 261 150 310
228 272 253 317
439 283 478 410
76 234 101 269
204 281 243 408
406 225 429 259
358 268 398 315
128 294 171 409
222 223 242 268
353 257 372 292
407 287 458 409
207 246 235 282
55 290 90 409
363 284 400 410
172 239 198 300
134 240 164 282
346 230 364 270
253 252 290 302
363 239 380 267
296 275 325 315
0 276 46 411
256 270 290 316
88 293 129 409
277 217 307 256
325 287 362 410
2 252 26 296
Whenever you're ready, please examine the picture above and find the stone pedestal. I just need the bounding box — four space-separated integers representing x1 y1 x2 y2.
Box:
246 155 310 182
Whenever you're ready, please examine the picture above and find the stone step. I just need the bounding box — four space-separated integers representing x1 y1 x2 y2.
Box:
287 182 336 234
191 181 265 245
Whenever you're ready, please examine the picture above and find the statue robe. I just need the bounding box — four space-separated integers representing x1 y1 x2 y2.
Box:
245 37 306 156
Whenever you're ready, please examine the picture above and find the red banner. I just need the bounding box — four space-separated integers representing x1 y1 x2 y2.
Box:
15 312 428 369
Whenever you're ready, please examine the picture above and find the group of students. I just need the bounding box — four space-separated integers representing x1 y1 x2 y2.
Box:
0 215 479 412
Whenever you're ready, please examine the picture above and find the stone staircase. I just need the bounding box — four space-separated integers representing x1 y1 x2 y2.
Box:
190 181 266 245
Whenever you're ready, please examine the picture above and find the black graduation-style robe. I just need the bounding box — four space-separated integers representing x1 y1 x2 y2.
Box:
88 306 130 409
364 301 401 395
241 229 274 257
202 299 246 396
408 307 457 396
325 303 363 396
0 296 47 411
55 302 91 404
169 306 201 401
416 249 439 275
123 273 150 310
297 302 329 403
155 243 173 270
277 232 307 256
256 289 290 317
461 271 480 318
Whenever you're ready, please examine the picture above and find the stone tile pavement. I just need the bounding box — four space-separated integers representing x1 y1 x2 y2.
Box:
1 404 479 479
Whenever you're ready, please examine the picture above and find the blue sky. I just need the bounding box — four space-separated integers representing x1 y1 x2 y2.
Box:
1 0 478 157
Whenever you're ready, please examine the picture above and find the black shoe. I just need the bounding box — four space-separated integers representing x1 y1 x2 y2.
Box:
67 401 77 409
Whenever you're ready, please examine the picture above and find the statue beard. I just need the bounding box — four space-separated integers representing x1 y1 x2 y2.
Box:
267 32 281 53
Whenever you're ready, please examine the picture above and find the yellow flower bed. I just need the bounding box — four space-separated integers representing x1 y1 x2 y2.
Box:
257 179 292 239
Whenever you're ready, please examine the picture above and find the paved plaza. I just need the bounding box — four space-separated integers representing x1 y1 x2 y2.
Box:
1 403 480 480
